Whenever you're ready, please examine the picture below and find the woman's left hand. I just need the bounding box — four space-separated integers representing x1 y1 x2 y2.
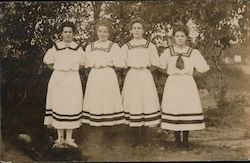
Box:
148 65 158 72
79 65 85 69
47 64 54 70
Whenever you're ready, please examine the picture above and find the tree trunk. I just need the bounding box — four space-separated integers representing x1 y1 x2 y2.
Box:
92 1 102 21
119 2 127 45
212 47 227 103
91 1 103 41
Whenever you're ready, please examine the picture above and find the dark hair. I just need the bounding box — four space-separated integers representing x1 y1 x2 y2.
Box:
128 17 149 31
95 18 113 34
59 21 76 34
173 25 189 36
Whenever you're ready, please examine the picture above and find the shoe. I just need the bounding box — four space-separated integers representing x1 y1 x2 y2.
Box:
175 140 182 148
65 139 78 148
140 136 150 147
174 131 181 148
183 141 192 150
52 139 65 148
130 141 139 147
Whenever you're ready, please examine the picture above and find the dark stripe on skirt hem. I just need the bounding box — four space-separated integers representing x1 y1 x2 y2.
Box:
82 115 125 122
162 119 204 124
162 112 203 116
46 110 161 118
82 111 124 117
124 110 161 116
45 110 83 117
45 113 82 119
125 115 161 122
46 115 82 122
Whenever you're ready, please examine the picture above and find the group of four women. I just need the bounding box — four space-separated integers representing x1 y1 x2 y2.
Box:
43 18 210 150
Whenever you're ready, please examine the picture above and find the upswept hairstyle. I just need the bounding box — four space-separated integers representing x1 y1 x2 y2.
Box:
59 21 76 34
128 17 149 31
172 25 189 36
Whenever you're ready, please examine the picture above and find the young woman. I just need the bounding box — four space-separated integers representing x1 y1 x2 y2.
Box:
82 19 124 127
121 18 161 147
43 21 86 148
159 25 210 149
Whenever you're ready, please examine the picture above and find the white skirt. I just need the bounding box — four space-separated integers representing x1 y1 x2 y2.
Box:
122 68 161 127
44 70 83 129
161 75 205 131
82 67 125 126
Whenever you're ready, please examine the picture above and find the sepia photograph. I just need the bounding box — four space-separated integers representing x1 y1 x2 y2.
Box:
1 0 250 162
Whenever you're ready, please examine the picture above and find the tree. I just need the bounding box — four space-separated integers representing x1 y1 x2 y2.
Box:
1 2 92 103
101 0 249 102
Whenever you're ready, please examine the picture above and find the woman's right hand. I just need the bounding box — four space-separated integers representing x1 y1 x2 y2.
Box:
156 68 168 75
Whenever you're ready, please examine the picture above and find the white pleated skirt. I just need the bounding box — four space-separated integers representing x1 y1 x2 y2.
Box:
122 68 161 127
82 67 125 126
161 75 205 131
44 70 83 129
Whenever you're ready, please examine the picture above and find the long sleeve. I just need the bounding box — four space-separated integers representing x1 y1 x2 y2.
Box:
149 43 160 67
43 47 56 64
193 49 210 73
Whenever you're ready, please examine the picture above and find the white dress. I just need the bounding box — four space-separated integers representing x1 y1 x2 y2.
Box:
121 39 161 127
159 46 210 131
43 41 86 129
82 40 125 126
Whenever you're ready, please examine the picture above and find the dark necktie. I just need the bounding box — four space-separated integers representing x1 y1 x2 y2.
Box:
176 54 184 70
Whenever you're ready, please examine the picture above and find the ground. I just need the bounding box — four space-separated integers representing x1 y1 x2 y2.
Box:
1 64 250 162
78 124 250 162
1 124 250 162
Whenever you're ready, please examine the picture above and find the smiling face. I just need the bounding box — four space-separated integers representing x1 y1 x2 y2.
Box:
97 25 110 41
174 31 188 46
61 27 74 43
130 22 144 39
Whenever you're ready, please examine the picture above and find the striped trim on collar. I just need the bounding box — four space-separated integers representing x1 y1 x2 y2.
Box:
90 41 114 52
54 41 82 51
126 40 150 49
170 46 193 57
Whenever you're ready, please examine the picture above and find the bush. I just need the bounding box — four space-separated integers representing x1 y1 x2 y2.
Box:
204 93 246 128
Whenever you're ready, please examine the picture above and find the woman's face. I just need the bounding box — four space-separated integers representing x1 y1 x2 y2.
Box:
62 27 74 43
97 25 110 41
174 31 187 46
130 22 144 39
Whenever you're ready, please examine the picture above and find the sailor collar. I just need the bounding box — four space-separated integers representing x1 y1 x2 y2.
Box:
126 40 150 49
90 41 114 52
170 46 193 57
54 41 81 51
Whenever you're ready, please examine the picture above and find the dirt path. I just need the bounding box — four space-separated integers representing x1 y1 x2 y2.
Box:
1 138 33 162
77 126 250 162
2 125 249 162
